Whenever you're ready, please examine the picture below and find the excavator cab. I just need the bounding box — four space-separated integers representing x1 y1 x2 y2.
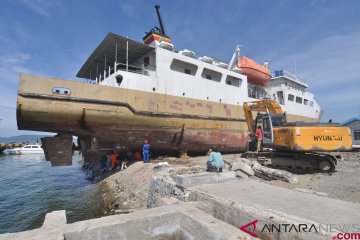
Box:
254 113 287 148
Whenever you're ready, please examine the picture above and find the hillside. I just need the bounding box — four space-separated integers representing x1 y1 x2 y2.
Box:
0 135 52 144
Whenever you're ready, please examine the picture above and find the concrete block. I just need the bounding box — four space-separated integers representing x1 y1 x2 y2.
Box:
42 210 67 228
235 170 248 179
41 134 73 166
237 157 253 166
176 172 235 189
231 161 254 176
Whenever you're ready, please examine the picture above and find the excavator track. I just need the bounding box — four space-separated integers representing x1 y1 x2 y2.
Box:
242 151 338 173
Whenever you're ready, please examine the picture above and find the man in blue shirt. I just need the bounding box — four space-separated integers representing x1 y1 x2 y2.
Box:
207 148 224 172
143 140 150 163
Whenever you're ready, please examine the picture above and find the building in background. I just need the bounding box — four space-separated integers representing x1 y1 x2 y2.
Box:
342 117 360 147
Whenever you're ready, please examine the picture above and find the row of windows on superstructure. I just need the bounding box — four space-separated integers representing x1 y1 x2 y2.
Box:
288 94 314 106
170 59 242 87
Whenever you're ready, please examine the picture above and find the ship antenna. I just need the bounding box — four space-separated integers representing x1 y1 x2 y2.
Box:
155 5 166 35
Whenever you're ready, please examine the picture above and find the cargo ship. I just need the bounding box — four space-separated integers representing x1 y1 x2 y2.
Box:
16 6 322 164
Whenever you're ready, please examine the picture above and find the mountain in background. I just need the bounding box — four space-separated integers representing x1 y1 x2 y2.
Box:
0 135 53 143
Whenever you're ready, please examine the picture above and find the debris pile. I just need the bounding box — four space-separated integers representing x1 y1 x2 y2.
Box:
229 157 299 184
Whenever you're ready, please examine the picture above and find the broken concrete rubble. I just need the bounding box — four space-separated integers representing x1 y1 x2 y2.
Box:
231 161 255 176
235 170 249 178
252 162 299 184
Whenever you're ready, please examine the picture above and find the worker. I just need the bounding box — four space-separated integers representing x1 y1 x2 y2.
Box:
100 153 109 172
143 140 150 163
256 126 263 152
120 148 132 170
206 148 224 172
110 151 119 170
133 151 141 161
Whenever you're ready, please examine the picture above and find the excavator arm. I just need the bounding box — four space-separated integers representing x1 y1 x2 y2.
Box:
243 99 283 135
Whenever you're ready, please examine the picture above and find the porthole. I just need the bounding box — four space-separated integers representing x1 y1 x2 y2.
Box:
116 75 123 85
183 92 185 96
52 87 71 95
153 87 156 92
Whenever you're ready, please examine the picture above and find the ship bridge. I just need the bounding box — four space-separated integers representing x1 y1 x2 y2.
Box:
77 32 155 81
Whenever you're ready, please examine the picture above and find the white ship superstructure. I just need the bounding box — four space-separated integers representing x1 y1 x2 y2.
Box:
84 34 249 107
269 69 322 121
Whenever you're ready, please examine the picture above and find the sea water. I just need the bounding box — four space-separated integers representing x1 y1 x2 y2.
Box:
0 152 104 234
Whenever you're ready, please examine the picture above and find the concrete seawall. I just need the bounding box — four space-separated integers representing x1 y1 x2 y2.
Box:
2 160 360 239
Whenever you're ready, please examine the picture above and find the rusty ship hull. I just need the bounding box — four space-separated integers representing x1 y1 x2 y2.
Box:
17 74 316 155
17 74 320 166
17 74 251 155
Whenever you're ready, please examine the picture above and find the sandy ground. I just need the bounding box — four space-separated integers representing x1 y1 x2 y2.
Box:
100 151 360 214
266 152 360 203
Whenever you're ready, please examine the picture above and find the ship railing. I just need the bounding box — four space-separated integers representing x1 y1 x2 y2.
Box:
97 62 157 82
273 69 308 86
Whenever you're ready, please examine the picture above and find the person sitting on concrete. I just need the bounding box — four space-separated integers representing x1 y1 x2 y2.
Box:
143 140 150 163
206 148 224 172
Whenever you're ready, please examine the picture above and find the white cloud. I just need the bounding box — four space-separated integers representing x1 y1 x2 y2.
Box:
0 52 31 65
270 31 360 89
267 30 360 122
0 52 32 85
20 0 61 16
119 2 137 17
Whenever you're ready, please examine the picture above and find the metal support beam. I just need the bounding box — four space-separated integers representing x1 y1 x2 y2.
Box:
115 42 117 72
126 38 129 71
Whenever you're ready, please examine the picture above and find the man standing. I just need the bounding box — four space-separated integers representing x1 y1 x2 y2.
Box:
256 126 263 152
143 140 150 163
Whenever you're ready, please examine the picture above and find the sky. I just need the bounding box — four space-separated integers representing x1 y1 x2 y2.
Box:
0 0 359 137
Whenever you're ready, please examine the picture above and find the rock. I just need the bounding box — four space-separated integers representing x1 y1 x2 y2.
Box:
154 161 170 169
235 170 248 179
237 157 253 166
231 161 254 176
252 162 298 184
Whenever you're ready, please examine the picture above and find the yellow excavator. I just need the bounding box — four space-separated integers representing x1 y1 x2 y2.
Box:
243 99 352 172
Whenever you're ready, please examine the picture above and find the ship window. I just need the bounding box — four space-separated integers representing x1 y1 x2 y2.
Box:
296 96 302 104
225 75 241 87
201 68 222 82
304 99 309 105
310 101 314 107
288 94 294 101
170 59 198 76
24 146 31 148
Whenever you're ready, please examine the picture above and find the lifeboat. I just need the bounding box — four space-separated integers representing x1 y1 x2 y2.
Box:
237 56 271 87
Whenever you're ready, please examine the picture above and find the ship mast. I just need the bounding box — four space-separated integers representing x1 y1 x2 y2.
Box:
228 45 242 70
155 5 166 36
